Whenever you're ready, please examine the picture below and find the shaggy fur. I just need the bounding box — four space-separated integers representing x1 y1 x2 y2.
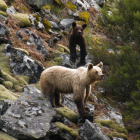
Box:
69 21 87 65
40 62 104 116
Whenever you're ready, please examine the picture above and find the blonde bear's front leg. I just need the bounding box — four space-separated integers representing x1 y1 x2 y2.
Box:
73 87 90 116
84 85 91 112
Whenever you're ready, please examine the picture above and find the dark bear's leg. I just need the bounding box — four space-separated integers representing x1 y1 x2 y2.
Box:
54 93 64 107
69 40 77 63
84 86 91 112
80 47 86 65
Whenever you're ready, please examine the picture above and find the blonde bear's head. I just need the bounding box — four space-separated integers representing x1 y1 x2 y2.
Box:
87 62 104 82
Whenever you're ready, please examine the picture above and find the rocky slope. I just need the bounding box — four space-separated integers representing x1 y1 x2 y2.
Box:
0 0 129 140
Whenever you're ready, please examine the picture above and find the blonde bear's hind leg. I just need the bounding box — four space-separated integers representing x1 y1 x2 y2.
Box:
54 93 64 107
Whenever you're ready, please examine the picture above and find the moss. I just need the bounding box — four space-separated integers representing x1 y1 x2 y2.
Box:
0 44 11 74
108 132 127 140
95 119 127 134
0 0 7 11
2 81 13 89
62 30 68 35
0 10 7 16
57 46 64 52
57 44 70 54
13 13 31 27
0 131 17 140
54 0 61 5
33 15 40 21
55 122 79 138
0 70 27 92
14 75 28 86
0 84 17 101
34 20 39 27
20 75 30 84
55 106 78 123
53 57 62 65
15 48 29 55
21 7 28 12
78 11 90 24
76 21 86 25
66 1 77 12
41 4 51 11
42 18 51 32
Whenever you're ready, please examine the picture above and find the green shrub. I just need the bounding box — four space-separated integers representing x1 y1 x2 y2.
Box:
102 45 140 97
99 0 140 45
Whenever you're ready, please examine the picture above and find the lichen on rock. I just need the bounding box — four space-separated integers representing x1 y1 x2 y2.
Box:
0 69 27 92
0 84 17 101
0 0 7 11
66 1 77 12
55 122 79 138
78 11 90 24
53 56 62 65
0 131 17 140
0 10 7 16
57 44 70 54
55 106 78 123
13 13 31 27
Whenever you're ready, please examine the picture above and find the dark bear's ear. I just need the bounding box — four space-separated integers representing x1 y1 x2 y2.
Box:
97 62 103 69
72 22 76 28
88 63 93 70
82 24 87 30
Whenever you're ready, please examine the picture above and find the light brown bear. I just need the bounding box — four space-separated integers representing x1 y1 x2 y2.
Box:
40 62 104 116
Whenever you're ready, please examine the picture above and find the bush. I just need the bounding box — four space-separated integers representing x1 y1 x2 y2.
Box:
99 0 140 45
102 45 140 98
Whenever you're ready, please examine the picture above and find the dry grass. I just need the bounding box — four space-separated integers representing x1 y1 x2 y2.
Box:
5 0 34 14
4 15 54 67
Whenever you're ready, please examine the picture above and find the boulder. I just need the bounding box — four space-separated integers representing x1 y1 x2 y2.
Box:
58 19 75 32
0 0 7 11
0 14 7 23
13 13 31 27
0 22 9 37
78 119 110 140
5 44 45 83
6 6 16 15
0 85 56 140
26 0 53 9
16 29 49 58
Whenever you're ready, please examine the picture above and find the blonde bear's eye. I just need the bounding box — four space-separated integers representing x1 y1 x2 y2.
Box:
95 71 98 75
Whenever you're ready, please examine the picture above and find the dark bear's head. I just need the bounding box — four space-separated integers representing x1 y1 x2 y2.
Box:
72 22 87 36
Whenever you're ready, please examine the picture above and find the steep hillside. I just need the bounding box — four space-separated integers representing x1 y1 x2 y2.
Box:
0 0 137 140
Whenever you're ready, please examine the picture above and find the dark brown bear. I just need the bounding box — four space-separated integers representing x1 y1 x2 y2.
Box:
69 21 87 66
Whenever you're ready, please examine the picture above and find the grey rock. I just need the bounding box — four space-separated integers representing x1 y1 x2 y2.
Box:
0 85 56 140
87 0 100 11
79 119 110 140
49 21 60 30
0 14 7 23
16 29 48 58
26 0 53 9
58 19 75 32
61 94 77 112
0 37 11 44
94 0 105 6
44 123 75 140
6 6 16 15
5 44 45 83
0 23 9 37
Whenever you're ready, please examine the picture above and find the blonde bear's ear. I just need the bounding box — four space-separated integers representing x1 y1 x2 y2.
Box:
88 63 93 70
97 62 103 69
